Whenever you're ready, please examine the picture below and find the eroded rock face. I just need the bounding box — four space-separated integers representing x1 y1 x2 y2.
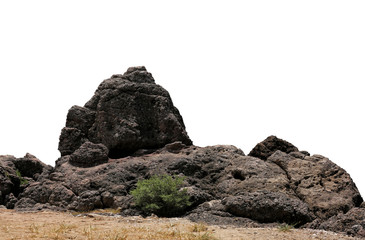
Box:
58 66 192 162
268 150 363 219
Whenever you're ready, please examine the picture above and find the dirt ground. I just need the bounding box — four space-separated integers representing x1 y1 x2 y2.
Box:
0 209 361 240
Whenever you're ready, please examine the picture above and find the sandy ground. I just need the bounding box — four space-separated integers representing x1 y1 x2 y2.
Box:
0 209 361 240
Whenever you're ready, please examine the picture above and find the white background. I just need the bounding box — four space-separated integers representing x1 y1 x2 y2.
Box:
1 1 364 197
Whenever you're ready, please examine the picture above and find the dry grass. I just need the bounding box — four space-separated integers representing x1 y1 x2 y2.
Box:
71 208 121 216
0 209 216 240
0 209 361 240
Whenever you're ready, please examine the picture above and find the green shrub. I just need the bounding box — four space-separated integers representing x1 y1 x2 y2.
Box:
130 174 191 217
278 223 294 232
16 169 28 185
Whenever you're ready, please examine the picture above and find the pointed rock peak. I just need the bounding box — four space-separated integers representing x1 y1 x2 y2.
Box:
58 66 192 163
248 135 299 160
111 66 154 84
124 66 147 74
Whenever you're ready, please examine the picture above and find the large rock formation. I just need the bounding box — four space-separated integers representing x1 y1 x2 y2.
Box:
58 66 192 160
0 67 364 238
10 142 364 229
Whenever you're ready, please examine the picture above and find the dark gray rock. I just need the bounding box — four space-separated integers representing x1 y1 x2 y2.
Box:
101 191 114 208
65 105 95 136
0 155 21 206
113 195 134 211
122 66 155 83
306 208 365 238
14 197 37 209
248 135 299 160
13 197 62 211
268 150 363 219
222 191 313 225
184 186 213 208
71 190 103 212
186 200 280 228
162 141 188 154
5 193 17 209
217 155 295 198
59 66 192 161
18 181 76 208
69 142 109 168
58 127 85 156
0 167 16 200
13 153 49 180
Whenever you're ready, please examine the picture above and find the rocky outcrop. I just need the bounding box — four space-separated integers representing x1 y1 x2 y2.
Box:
0 154 51 208
1 67 364 238
58 66 192 160
12 143 363 226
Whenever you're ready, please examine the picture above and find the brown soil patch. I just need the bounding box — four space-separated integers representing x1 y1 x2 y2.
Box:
0 209 361 240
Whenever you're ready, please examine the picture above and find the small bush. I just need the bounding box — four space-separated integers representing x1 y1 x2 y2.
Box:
15 169 28 185
278 223 294 232
130 174 191 217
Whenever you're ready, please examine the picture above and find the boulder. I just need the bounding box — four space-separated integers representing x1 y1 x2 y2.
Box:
268 151 363 219
14 197 37 209
65 105 95 135
5 193 17 209
13 153 49 180
58 66 192 160
222 191 313 225
101 191 114 208
187 200 262 227
58 127 85 156
184 186 213 207
70 190 103 212
248 135 299 160
16 180 76 210
217 155 295 198
69 142 109 167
